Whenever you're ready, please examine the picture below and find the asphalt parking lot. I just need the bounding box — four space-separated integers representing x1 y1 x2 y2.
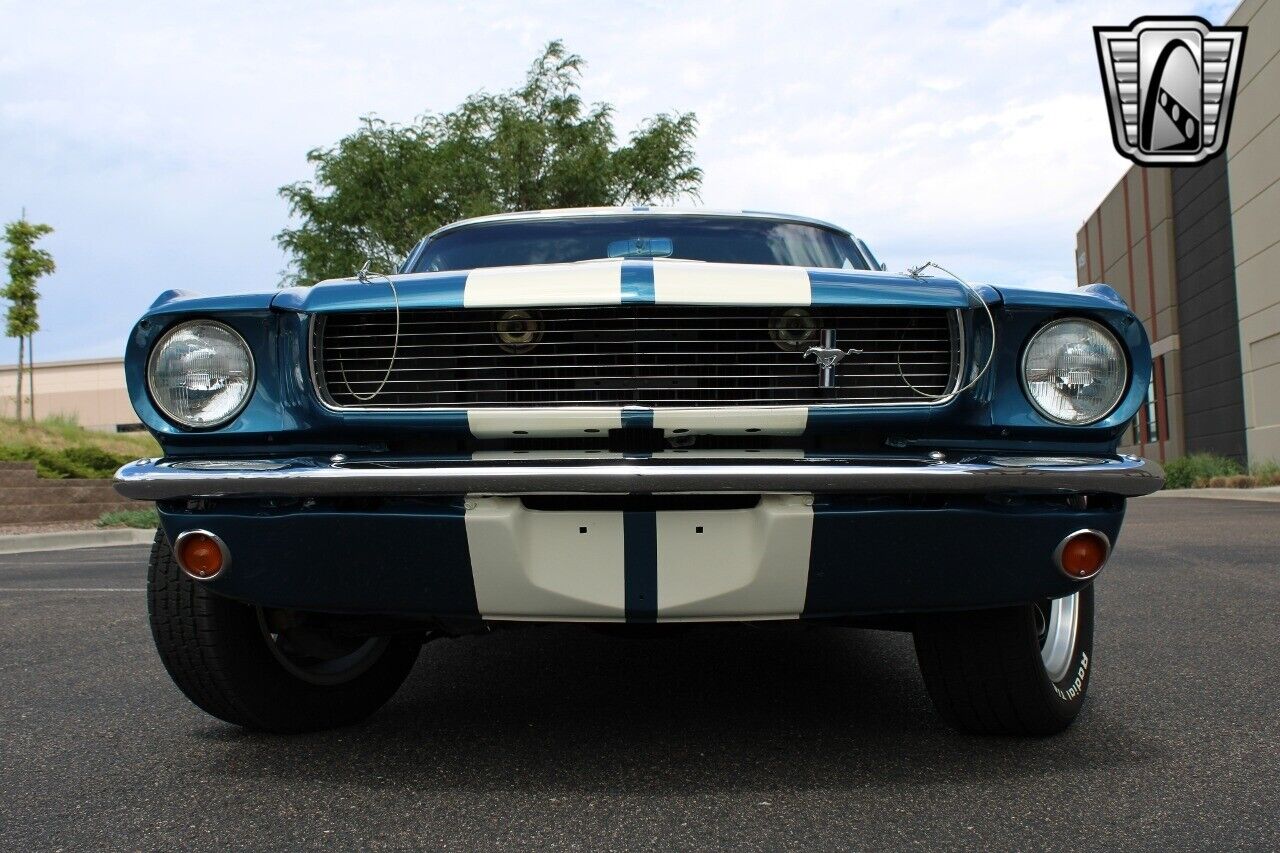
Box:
1 498 1277 851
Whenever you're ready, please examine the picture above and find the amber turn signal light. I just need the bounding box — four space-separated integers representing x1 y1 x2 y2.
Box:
1053 529 1111 580
173 530 229 580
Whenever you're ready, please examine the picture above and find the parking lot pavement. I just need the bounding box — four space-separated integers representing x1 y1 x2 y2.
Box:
0 499 1277 851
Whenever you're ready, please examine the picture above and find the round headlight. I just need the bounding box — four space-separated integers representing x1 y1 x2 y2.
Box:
147 320 255 428
1022 318 1127 425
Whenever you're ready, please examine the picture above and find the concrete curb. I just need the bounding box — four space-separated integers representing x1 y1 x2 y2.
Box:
1143 487 1280 504
0 528 157 554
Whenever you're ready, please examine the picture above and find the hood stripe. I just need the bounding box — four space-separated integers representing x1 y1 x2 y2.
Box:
286 259 975 313
463 260 623 307
456 262 974 308
653 261 811 305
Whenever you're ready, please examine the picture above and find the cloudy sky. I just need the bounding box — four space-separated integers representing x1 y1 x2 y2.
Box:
0 0 1235 362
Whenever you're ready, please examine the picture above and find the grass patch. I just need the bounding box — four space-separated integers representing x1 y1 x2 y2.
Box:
1200 470 1280 488
1250 458 1280 479
0 415 159 479
1162 453 1243 489
96 507 159 529
1163 454 1280 489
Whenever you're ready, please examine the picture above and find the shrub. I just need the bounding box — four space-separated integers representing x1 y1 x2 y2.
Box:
60 445 131 476
1196 467 1280 489
1205 475 1255 488
1162 453 1243 489
97 507 159 529
0 444 134 479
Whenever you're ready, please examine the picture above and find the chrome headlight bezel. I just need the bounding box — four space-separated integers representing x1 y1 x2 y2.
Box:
1020 317 1129 426
146 319 256 429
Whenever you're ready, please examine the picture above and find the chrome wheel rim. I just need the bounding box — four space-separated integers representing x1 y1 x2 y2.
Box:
1036 592 1079 683
256 608 390 686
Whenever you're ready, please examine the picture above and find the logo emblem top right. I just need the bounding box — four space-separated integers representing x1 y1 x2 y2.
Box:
1095 16 1247 165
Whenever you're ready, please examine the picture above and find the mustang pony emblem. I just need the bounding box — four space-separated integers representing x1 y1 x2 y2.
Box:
804 346 861 369
804 330 862 388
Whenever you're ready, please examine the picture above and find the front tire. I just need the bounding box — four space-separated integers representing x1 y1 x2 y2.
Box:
147 532 421 733
912 586 1094 735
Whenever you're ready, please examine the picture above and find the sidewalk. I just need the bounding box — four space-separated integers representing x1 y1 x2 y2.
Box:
0 528 156 554
1144 486 1280 504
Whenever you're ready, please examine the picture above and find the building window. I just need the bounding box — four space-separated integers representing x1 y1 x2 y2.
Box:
1145 356 1168 444
1145 378 1159 443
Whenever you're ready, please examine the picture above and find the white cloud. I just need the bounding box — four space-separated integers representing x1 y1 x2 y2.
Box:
0 0 1216 360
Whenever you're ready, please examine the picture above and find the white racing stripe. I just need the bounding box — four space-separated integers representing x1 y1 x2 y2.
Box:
467 408 623 438
652 261 811 305
470 407 808 438
652 406 809 436
655 494 814 621
462 494 816 622
462 259 816 307
463 260 622 307
464 496 626 620
647 448 807 460
471 450 625 461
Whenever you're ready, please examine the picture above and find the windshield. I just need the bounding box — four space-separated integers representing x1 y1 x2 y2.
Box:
411 215 871 272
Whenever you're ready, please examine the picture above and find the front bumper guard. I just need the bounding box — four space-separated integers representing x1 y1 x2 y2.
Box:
115 454 1165 500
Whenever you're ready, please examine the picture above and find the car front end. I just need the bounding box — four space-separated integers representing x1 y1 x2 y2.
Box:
117 208 1163 733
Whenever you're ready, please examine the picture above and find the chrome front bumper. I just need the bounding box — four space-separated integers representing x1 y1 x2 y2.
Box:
115 454 1164 500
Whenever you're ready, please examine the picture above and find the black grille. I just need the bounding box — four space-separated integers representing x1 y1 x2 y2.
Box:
315 306 961 408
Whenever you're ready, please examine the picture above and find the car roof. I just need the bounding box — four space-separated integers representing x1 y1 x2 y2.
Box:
425 207 854 240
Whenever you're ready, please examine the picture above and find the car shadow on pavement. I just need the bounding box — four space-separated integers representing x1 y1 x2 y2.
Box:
191 623 1155 793
190 622 1158 793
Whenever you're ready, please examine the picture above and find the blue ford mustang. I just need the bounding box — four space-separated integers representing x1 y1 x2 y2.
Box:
115 208 1163 734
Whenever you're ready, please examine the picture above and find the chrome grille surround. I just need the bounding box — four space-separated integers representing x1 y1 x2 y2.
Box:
312 306 964 410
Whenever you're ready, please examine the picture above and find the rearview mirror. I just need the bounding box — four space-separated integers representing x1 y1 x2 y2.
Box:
607 237 674 258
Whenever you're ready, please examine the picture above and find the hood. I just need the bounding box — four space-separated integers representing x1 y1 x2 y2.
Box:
271 258 978 313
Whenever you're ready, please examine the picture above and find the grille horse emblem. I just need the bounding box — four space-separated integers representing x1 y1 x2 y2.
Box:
805 330 862 389
1094 16 1246 165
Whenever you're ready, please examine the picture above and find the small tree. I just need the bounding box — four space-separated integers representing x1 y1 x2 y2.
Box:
277 41 702 284
3 218 56 421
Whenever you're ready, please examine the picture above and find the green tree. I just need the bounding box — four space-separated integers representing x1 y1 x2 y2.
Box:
3 218 56 422
277 40 702 284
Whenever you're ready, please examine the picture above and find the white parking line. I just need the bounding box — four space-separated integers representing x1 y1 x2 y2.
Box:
3 559 145 566
1 560 145 568
0 587 144 592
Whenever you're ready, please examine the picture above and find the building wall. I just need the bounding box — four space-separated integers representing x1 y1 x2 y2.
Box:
1226 0 1280 462
1171 158 1248 461
1076 169 1182 463
0 358 137 431
1076 0 1280 467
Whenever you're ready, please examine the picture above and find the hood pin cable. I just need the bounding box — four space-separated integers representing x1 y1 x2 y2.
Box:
339 259 400 402
898 260 997 398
